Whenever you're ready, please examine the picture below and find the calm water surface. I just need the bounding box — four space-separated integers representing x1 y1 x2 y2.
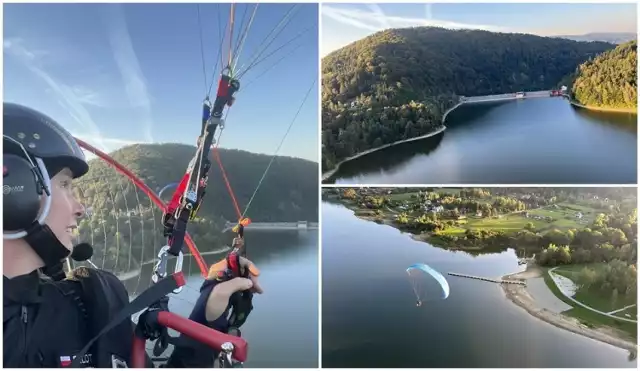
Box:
329 98 637 184
322 202 635 368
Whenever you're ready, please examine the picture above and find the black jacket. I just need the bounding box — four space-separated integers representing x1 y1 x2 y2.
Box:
3 267 140 368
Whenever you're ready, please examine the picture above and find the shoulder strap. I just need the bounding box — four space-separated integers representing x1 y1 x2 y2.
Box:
69 268 184 368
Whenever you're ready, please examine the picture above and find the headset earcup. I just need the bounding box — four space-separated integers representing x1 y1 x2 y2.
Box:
3 154 42 231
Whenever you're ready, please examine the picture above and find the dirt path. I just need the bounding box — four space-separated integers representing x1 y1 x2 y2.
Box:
501 266 637 354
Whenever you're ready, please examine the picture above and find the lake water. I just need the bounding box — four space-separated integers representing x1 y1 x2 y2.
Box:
121 230 319 368
327 98 637 184
322 202 635 368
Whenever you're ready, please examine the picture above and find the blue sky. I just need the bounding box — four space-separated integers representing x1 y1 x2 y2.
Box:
322 3 637 56
4 3 319 162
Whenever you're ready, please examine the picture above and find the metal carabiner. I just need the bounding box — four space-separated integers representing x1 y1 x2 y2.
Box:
218 342 241 368
151 245 184 294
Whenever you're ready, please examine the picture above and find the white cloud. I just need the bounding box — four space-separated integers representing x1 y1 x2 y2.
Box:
104 4 155 144
74 133 153 162
366 4 391 30
69 85 110 108
4 37 111 152
74 133 151 148
324 5 507 32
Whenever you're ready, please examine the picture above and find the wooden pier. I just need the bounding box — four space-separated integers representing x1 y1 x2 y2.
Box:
447 272 526 286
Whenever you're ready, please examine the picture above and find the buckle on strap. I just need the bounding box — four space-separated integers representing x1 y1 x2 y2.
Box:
152 245 184 294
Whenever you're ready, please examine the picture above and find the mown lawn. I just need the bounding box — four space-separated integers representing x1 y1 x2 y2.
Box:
557 202 600 213
527 204 597 230
387 192 420 201
467 215 543 230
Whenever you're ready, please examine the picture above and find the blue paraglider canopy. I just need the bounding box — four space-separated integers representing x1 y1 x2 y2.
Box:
158 182 179 199
406 263 450 302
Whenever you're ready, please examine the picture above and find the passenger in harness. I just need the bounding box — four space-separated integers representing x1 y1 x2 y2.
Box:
2 102 150 368
165 236 262 367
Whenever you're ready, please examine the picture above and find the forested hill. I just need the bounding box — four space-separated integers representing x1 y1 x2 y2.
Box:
78 143 319 223
321 27 614 171
74 143 318 273
565 40 637 110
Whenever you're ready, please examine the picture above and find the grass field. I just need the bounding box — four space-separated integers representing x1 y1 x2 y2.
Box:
440 214 547 236
557 202 601 213
387 192 420 201
618 307 638 320
543 269 637 340
527 203 598 230
368 192 608 241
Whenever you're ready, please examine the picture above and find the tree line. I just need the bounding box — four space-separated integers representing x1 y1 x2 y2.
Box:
574 260 636 300
564 40 637 110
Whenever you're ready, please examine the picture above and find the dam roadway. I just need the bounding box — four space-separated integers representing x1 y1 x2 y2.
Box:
222 221 319 232
442 90 555 123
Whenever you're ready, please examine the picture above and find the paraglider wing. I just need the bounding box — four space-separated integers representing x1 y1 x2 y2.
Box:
158 182 179 199
406 263 450 301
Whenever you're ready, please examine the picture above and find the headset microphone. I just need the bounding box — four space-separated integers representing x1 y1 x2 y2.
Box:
70 242 94 262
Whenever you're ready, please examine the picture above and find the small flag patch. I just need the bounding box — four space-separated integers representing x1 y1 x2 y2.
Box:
60 356 72 367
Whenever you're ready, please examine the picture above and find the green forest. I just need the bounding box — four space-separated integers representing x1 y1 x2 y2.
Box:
74 143 318 275
563 40 637 110
321 27 614 171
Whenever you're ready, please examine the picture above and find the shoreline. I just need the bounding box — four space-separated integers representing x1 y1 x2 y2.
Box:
569 100 637 114
321 125 446 182
501 265 637 354
321 90 560 182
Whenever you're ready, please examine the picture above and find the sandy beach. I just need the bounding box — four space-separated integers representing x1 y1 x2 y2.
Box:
501 265 637 354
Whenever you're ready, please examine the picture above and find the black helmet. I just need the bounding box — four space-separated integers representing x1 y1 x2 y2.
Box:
3 102 89 178
3 102 89 270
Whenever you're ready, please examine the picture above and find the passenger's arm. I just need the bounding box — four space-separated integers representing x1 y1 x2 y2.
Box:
204 278 253 322
239 257 263 294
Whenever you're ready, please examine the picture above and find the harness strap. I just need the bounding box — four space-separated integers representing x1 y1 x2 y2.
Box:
69 272 185 368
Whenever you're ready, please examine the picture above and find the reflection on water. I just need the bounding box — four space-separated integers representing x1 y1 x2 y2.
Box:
572 106 637 134
326 133 444 182
331 98 637 184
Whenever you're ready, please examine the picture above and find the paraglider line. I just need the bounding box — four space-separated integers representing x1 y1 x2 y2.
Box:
212 148 242 220
241 76 316 218
197 4 208 96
